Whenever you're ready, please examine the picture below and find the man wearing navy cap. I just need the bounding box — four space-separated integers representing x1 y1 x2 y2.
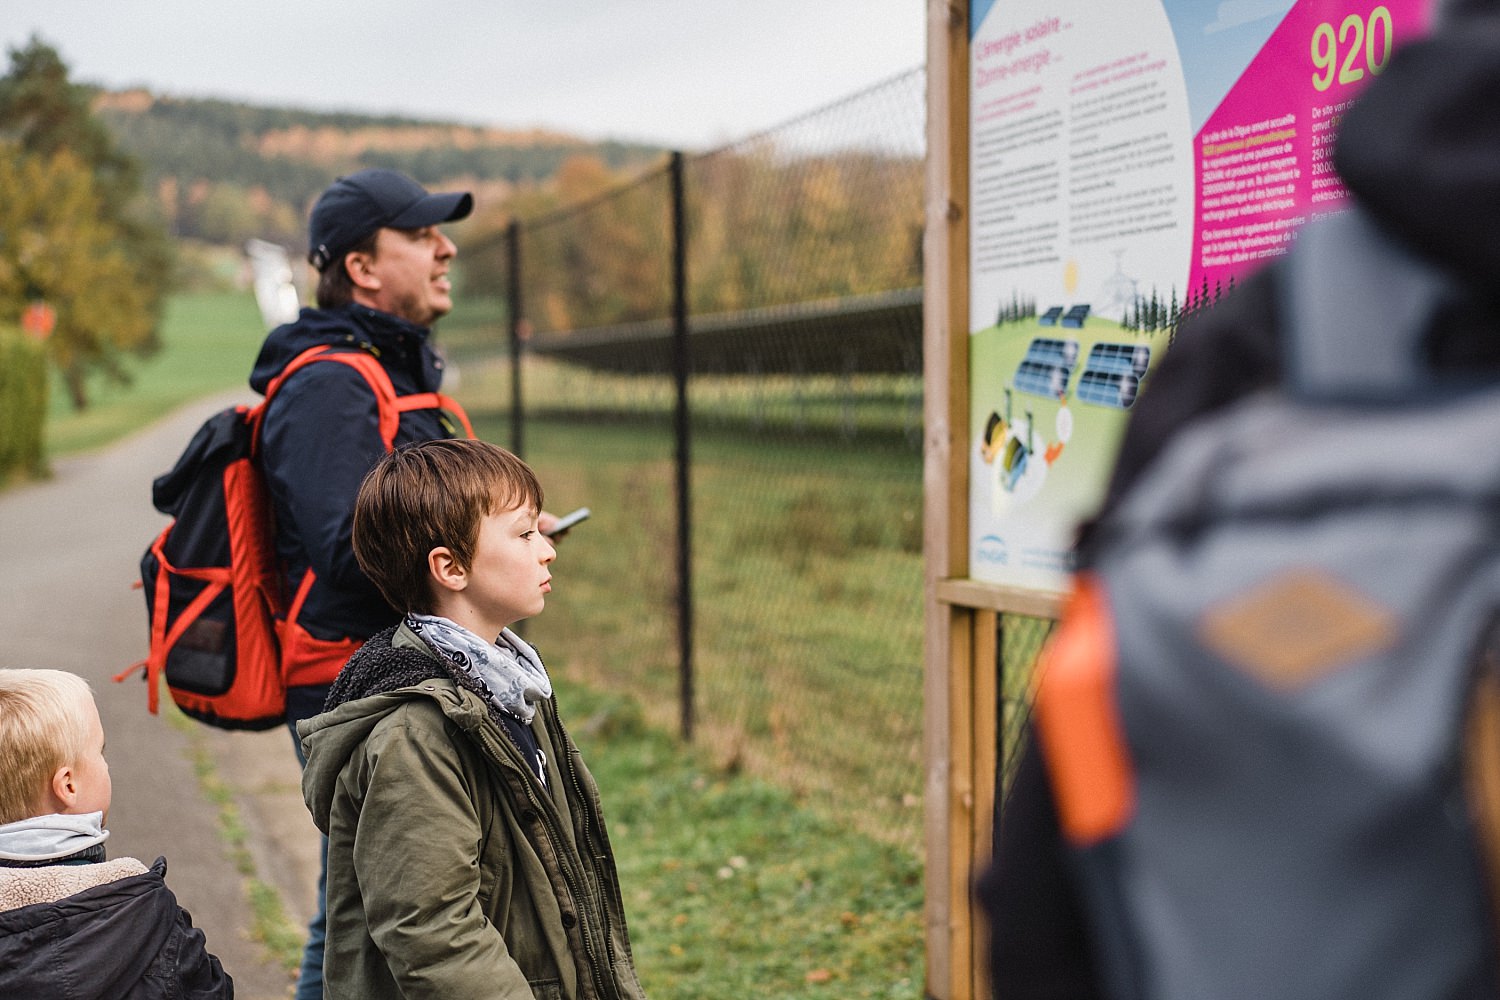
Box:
246 168 475 1000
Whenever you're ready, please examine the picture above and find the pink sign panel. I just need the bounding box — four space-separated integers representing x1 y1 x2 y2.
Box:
1189 1 1433 304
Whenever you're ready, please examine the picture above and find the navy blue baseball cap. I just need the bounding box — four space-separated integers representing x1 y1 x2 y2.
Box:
307 169 473 271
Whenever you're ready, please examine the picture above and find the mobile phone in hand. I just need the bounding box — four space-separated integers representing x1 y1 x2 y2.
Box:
544 507 590 537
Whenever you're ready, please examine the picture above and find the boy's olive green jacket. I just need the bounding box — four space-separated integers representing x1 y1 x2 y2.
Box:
299 624 647 1000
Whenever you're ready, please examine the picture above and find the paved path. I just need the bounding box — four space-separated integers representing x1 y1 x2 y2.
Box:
0 392 321 1000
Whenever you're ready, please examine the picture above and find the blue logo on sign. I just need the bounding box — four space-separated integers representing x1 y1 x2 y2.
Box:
977 534 1009 565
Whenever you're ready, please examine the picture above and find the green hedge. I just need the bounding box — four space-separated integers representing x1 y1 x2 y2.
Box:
0 326 48 484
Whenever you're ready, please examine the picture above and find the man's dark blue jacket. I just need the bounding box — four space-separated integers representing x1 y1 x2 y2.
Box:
249 304 458 683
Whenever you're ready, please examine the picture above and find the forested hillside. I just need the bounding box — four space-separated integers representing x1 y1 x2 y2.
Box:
85 79 924 333
92 88 665 248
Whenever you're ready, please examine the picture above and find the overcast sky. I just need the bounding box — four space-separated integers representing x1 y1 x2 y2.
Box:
2 1 927 149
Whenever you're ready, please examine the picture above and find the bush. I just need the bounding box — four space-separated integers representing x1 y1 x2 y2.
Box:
0 326 48 483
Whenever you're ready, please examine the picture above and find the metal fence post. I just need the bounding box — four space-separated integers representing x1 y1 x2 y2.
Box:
671 150 695 742
506 219 524 458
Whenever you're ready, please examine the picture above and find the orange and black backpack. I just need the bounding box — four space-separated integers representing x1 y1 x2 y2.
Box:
117 345 472 729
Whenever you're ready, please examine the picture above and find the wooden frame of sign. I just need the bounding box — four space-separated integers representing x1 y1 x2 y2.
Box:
923 3 1066 997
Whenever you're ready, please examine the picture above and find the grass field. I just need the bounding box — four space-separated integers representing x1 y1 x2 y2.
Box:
36 292 930 997
45 291 268 456
485 411 929 994
475 414 927 849
560 678 923 998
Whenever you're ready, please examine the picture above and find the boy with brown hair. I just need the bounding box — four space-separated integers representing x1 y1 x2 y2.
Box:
299 438 647 1000
0 669 232 998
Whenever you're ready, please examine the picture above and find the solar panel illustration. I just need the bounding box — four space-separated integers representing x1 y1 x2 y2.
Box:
1059 304 1091 328
1076 341 1151 409
1012 337 1078 399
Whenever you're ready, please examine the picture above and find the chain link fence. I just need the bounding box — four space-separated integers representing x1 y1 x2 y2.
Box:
448 67 1051 857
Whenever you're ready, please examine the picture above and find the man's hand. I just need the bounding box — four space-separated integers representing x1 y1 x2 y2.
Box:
539 507 589 541
538 510 574 543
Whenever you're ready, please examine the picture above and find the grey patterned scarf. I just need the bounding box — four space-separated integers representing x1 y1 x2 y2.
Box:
408 614 552 723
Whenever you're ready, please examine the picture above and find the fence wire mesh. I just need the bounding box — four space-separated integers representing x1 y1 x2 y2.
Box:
680 71 927 851
687 68 926 315
509 168 684 731
448 67 1049 858
999 615 1054 797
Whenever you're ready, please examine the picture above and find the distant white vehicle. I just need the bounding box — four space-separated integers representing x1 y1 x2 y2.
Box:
245 238 301 329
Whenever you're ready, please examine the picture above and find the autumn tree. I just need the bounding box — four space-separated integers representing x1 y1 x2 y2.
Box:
506 153 673 333
0 145 158 404
688 144 923 314
0 36 172 408
471 144 925 335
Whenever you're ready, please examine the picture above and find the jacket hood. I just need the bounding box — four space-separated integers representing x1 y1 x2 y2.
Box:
1334 16 1500 290
299 626 496 830
249 304 436 395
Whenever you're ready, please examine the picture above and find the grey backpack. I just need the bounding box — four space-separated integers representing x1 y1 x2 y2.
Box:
1035 208 1500 1000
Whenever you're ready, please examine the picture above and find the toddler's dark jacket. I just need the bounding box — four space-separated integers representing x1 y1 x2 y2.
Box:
0 856 233 999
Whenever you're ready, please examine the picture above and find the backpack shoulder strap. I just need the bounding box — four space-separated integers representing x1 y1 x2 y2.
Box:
252 345 399 449
307 348 402 448
394 390 475 439
253 345 473 450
